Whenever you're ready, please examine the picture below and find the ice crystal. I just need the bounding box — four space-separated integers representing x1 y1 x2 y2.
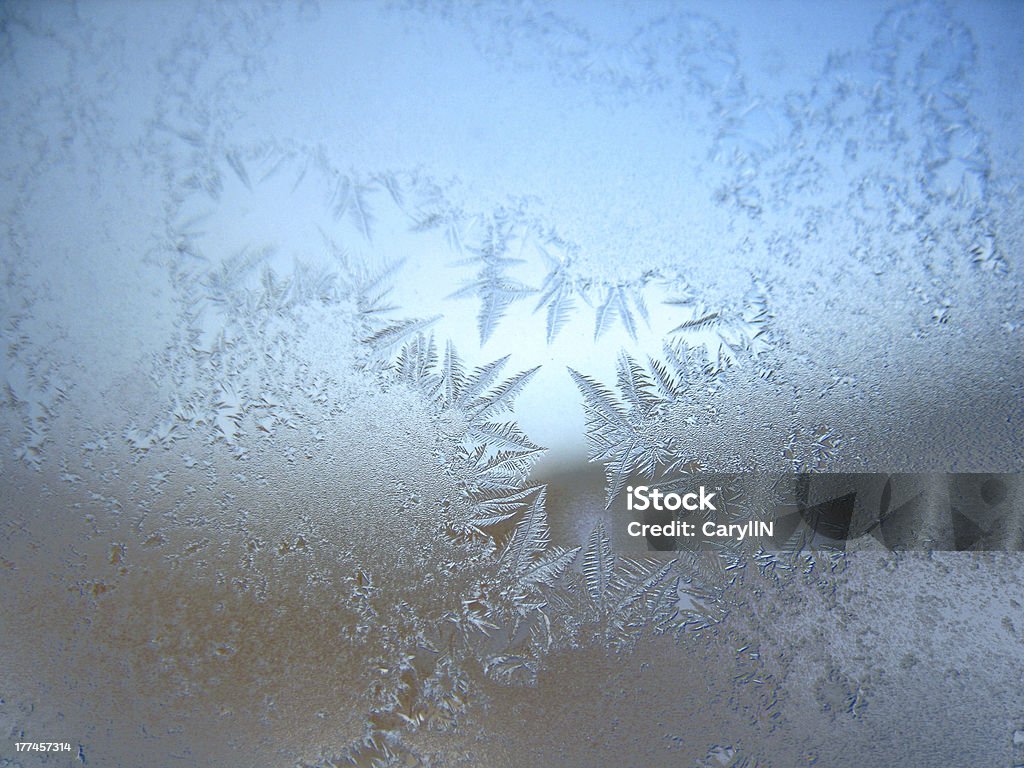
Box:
448 216 537 345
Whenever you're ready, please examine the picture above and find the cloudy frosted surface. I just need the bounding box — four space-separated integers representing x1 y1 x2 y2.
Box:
1 1 1022 766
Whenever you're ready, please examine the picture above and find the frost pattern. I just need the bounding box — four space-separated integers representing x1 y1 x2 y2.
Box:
1 1 1022 766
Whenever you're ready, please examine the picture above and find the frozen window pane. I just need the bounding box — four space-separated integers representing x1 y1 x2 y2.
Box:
1 1 1021 766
